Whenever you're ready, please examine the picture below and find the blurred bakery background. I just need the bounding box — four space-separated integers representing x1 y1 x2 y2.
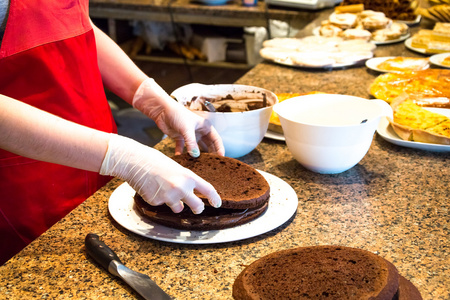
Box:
90 0 449 147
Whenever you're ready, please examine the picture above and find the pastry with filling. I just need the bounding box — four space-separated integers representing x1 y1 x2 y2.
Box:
342 28 372 41
134 153 271 230
329 12 358 29
441 55 450 67
410 30 433 49
361 14 392 30
431 22 450 42
371 26 402 42
388 94 450 145
390 22 409 35
376 57 429 72
369 69 450 107
232 245 422 300
319 23 343 37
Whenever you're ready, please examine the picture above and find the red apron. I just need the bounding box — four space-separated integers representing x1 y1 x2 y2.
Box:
0 0 117 264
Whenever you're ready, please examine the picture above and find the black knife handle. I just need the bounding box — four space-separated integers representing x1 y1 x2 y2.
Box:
85 233 123 271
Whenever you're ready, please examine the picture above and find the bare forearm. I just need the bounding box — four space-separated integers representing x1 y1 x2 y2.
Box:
0 95 109 172
92 21 148 104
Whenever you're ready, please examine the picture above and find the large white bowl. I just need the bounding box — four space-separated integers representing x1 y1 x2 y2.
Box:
171 83 278 158
274 94 393 174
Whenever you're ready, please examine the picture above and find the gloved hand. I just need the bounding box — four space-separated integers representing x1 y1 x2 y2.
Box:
132 78 225 157
100 134 222 214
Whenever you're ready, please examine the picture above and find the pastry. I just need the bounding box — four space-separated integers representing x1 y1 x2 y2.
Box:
339 0 417 21
319 23 343 37
441 55 450 66
376 57 429 72
369 69 450 107
341 28 372 40
389 95 450 144
361 14 392 30
329 12 358 28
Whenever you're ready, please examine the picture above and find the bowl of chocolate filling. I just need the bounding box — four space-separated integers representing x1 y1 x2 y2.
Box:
171 83 278 158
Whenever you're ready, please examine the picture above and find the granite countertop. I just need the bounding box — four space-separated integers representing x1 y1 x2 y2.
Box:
1 14 449 300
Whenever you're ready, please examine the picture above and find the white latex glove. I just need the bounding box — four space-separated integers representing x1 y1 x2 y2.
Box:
132 78 225 157
100 134 222 214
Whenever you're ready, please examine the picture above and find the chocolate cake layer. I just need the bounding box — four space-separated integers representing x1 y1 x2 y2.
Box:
134 194 269 230
171 153 270 209
233 245 423 300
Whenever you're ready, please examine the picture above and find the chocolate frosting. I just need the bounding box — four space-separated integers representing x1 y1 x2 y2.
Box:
134 194 269 230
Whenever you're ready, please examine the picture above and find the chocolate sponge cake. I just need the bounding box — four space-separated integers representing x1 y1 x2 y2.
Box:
134 153 271 230
171 153 270 209
233 245 422 300
134 195 268 230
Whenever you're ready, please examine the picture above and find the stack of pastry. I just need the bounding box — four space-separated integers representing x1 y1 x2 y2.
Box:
410 22 450 53
339 0 418 21
318 5 409 43
415 0 450 23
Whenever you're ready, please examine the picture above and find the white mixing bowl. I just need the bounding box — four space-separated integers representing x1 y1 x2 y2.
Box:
274 94 393 174
171 83 278 158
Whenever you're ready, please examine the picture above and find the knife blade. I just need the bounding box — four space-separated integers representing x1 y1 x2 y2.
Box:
85 233 172 300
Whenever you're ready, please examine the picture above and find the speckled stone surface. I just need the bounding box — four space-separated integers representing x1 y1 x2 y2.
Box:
1 11 449 300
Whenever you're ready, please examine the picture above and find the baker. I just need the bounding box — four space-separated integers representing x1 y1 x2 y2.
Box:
0 0 224 265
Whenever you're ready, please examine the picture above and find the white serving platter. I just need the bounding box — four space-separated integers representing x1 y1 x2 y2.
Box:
109 170 298 244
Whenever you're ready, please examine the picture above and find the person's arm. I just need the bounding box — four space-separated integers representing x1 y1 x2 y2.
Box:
0 94 108 172
91 22 147 104
0 94 221 214
91 22 225 157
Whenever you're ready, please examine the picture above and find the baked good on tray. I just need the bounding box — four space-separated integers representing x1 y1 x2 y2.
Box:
134 153 270 230
232 245 422 300
388 94 450 145
410 23 450 54
338 0 417 21
442 55 450 67
375 57 429 72
317 5 410 43
369 69 450 108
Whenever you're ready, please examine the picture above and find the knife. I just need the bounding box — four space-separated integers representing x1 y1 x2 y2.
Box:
85 233 172 300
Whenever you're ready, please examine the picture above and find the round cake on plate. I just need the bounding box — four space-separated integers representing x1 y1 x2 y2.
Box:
134 153 271 230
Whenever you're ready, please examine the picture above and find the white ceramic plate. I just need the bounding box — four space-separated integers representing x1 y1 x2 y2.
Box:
430 53 450 69
365 56 429 73
395 15 421 26
373 33 410 45
264 130 285 141
366 56 395 73
265 55 369 69
108 170 298 244
404 37 429 55
377 108 450 152
312 27 410 45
